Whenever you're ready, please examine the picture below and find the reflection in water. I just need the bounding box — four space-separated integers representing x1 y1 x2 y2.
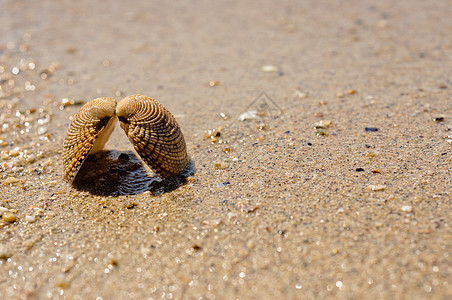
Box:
72 150 194 196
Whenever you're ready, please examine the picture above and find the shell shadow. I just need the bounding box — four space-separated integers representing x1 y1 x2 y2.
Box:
72 150 195 196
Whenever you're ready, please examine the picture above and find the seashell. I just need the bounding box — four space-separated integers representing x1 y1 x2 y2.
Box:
63 95 190 183
63 98 118 182
116 95 190 178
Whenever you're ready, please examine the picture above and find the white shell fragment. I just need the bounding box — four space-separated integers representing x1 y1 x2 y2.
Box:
238 111 258 121
261 65 279 72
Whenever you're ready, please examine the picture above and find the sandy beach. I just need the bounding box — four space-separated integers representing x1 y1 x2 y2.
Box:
0 0 451 299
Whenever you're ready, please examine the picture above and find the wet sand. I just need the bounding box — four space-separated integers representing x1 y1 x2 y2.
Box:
1 0 451 299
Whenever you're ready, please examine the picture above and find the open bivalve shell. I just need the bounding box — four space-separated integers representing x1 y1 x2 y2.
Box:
62 95 189 183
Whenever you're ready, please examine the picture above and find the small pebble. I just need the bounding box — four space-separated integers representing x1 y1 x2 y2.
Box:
37 127 47 135
346 89 357 95
433 117 444 122
365 127 379 132
2 212 17 223
40 70 50 79
219 112 228 119
34 208 44 216
241 205 259 213
246 239 256 249
314 120 332 129
9 149 20 157
355 168 365 172
401 205 413 213
25 215 36 223
294 90 307 99
217 181 231 187
153 225 160 234
25 154 36 164
209 80 219 87
213 162 229 170
205 128 222 138
60 98 83 109
366 152 378 158
61 98 75 106
185 176 196 182
370 185 386 191
3 177 20 185
61 261 76 273
126 202 137 209
285 172 294 178
191 244 202 251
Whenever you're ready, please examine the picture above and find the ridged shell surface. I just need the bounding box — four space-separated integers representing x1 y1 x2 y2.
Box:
63 98 117 182
116 95 189 178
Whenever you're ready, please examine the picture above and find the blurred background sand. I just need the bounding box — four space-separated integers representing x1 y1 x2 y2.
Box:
0 0 451 299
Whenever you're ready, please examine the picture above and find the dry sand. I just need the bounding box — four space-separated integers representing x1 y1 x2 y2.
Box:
0 0 451 299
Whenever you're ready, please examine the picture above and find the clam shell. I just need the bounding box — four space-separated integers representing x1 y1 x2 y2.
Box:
116 95 190 178
63 98 117 182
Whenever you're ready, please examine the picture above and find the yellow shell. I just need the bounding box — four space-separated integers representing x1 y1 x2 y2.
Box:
116 95 190 179
62 95 189 183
